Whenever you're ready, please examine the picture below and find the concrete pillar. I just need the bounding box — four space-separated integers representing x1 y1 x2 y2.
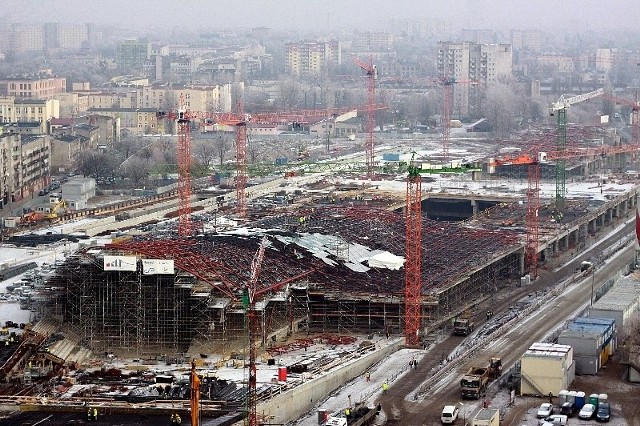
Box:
471 199 478 216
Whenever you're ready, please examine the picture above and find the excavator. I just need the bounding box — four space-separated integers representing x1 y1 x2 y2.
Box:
44 200 68 221
19 200 68 226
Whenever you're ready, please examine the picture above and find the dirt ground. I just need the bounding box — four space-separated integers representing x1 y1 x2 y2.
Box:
501 353 640 425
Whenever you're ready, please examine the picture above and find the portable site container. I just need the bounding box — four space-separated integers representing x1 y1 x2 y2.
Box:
471 408 499 426
588 276 640 333
520 342 575 396
558 330 603 375
570 317 616 352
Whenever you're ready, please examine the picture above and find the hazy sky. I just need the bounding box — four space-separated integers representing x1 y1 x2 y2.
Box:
4 0 640 33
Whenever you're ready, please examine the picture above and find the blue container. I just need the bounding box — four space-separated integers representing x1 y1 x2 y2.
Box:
382 153 400 161
575 391 586 409
275 157 288 165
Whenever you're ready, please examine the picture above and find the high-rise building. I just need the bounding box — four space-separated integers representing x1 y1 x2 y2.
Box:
285 41 341 77
116 39 151 72
352 31 393 52
438 41 512 118
510 30 543 53
461 29 495 44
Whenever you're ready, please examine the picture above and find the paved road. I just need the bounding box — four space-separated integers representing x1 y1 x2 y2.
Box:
378 216 636 425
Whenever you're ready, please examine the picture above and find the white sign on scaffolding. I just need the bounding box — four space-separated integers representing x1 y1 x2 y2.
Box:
103 255 138 272
142 259 175 275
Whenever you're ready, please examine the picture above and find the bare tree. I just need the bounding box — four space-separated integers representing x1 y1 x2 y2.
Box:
212 135 232 165
118 156 151 184
192 138 218 170
74 150 119 180
114 136 140 160
279 78 301 109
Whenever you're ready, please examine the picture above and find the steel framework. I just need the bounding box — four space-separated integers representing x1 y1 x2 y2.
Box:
404 158 422 345
353 57 377 179
526 163 541 279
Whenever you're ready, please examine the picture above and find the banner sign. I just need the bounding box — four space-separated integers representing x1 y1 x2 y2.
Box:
104 255 137 271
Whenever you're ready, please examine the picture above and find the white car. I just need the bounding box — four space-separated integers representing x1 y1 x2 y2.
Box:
441 405 459 424
538 414 567 425
537 403 554 418
579 403 596 420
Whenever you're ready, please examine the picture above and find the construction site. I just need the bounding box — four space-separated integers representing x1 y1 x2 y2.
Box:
1 82 640 425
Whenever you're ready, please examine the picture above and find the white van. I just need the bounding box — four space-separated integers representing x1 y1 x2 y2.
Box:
441 405 459 424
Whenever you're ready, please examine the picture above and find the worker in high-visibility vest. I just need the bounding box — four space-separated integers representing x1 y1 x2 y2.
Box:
345 407 351 418
382 382 389 393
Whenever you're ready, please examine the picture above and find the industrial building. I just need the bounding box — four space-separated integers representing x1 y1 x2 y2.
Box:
588 274 640 332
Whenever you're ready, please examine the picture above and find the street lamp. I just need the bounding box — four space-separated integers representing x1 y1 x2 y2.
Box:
458 402 466 426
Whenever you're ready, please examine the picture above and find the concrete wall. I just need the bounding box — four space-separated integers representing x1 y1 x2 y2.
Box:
255 341 402 424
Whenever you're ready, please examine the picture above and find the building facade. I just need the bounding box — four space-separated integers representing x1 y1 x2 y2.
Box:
86 107 163 136
0 133 50 206
285 41 341 77
0 77 67 100
0 97 60 133
437 41 513 118
116 39 151 72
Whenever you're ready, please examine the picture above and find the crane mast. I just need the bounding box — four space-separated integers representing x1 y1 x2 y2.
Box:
353 57 377 179
550 88 604 208
244 236 267 426
404 152 422 345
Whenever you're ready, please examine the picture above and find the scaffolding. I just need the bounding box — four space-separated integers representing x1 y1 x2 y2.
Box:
37 205 527 354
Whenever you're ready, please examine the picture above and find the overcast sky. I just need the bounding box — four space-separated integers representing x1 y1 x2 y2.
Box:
4 0 640 33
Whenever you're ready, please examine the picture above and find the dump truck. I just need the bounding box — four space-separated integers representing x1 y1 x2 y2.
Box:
460 366 490 399
453 312 475 336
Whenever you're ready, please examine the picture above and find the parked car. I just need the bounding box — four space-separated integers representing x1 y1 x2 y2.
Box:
579 404 596 420
596 403 611 422
441 405 459 424
537 403 554 418
538 414 568 426
559 401 575 417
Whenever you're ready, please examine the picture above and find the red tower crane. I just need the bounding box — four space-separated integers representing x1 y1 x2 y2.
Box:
163 94 194 237
404 153 422 345
353 56 378 179
214 110 250 218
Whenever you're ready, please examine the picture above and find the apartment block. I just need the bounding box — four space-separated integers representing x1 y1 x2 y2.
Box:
437 41 512 118
50 134 93 175
0 77 67 100
461 29 495 44
510 30 543 53
116 39 151 72
0 133 50 206
352 31 393 52
87 107 163 136
0 97 60 133
285 41 341 76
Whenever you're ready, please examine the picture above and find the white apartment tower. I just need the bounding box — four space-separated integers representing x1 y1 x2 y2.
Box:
437 41 512 118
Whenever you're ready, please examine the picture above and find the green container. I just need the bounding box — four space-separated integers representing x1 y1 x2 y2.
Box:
589 394 599 406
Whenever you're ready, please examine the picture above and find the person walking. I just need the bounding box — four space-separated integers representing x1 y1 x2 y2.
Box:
382 381 389 394
365 371 371 382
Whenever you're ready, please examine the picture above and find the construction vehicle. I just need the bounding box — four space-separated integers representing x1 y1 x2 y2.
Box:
44 200 68 220
324 404 380 426
461 357 502 399
19 211 45 226
453 312 475 336
460 366 490 399
488 357 502 380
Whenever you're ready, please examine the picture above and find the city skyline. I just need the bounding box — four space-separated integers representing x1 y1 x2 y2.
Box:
4 0 640 34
